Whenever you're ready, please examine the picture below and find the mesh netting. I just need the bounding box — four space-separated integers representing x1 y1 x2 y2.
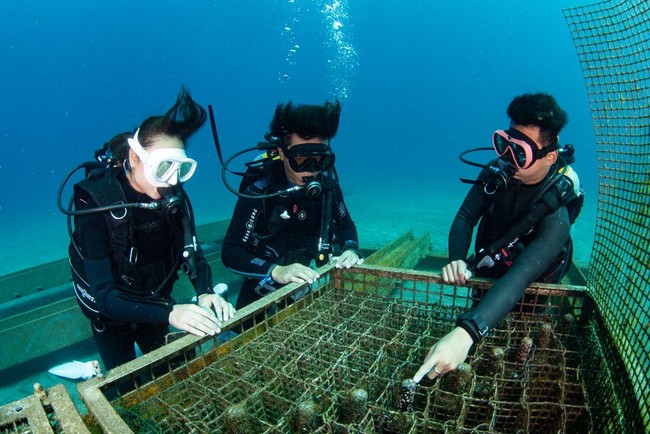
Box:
563 1 650 431
93 267 626 433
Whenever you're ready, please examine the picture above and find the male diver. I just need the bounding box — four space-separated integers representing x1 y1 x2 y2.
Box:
221 100 363 315
414 93 583 382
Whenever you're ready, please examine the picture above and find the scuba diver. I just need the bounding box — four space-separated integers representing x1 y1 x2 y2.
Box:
220 100 363 316
61 87 234 372
414 92 584 383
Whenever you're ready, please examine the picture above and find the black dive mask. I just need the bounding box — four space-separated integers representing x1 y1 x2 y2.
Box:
282 143 335 173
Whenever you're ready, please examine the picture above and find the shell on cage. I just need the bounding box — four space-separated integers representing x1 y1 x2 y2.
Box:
487 346 505 375
379 411 411 433
560 313 576 335
291 400 321 432
399 379 417 412
432 362 472 417
491 346 505 363
536 322 554 349
476 346 505 376
223 403 253 434
444 362 473 391
341 388 369 422
517 337 534 363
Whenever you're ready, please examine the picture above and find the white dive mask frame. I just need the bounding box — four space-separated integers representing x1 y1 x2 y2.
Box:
127 128 197 187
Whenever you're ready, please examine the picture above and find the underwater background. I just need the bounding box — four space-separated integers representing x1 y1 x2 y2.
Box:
0 0 598 405
0 0 597 276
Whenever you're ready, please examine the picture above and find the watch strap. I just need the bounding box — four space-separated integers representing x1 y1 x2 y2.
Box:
456 312 489 344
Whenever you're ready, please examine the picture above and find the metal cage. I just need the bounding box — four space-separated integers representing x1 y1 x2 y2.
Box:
77 265 637 433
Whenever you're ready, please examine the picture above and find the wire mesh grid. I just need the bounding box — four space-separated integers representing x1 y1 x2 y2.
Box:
77 266 632 433
563 0 650 431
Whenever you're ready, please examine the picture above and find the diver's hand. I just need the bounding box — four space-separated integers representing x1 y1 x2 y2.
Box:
412 327 474 383
442 260 469 285
197 294 236 322
169 303 222 337
272 263 320 285
331 249 364 269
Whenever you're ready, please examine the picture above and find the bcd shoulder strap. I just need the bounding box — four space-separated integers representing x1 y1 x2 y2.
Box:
478 165 582 261
75 167 136 282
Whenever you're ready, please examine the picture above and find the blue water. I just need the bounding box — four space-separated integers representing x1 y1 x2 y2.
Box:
0 0 597 275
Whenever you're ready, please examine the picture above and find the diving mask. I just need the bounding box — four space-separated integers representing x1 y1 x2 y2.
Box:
282 143 335 173
492 129 558 170
127 129 197 187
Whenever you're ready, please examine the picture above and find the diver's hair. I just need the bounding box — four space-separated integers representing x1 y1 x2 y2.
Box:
101 132 131 166
506 93 568 146
268 100 341 143
136 86 206 148
106 87 206 163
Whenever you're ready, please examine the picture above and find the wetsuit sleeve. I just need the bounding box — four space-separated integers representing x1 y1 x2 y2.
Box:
75 194 173 324
332 185 360 253
448 181 487 262
189 245 214 296
222 195 276 279
471 206 571 330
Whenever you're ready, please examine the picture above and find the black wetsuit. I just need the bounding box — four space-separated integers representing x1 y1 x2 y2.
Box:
222 164 359 310
449 161 572 331
69 170 212 370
